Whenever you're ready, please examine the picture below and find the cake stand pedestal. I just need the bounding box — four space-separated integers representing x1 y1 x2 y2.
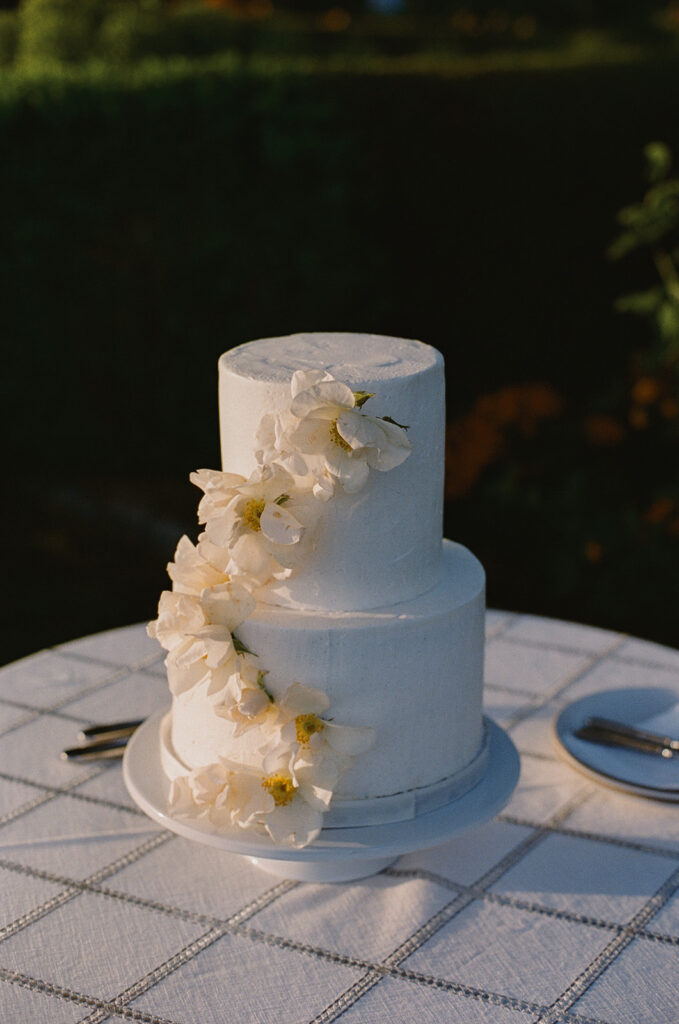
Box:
123 713 519 883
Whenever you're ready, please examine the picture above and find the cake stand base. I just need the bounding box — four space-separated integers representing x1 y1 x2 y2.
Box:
123 713 519 883
248 853 398 882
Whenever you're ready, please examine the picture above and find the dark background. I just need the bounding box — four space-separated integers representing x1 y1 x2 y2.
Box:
3 0 679 664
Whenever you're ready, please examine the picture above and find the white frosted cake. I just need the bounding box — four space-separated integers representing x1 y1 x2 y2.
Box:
149 333 486 847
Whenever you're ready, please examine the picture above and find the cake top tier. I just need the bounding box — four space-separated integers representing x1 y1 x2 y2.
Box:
218 332 445 612
220 332 442 386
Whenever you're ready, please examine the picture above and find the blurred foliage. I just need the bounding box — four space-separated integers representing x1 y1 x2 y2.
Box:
443 143 679 646
2 0 679 69
609 141 679 377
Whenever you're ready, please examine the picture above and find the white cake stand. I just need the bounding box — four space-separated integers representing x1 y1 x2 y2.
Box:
123 712 519 883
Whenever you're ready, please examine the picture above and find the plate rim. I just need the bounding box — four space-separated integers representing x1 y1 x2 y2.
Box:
553 689 679 802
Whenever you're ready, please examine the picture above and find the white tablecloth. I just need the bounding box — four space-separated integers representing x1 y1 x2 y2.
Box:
1 612 678 1024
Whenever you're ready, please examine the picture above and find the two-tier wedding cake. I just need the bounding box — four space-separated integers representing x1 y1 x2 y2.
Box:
148 333 486 848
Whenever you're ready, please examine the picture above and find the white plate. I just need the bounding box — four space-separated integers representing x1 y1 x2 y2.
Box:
123 713 519 882
553 687 679 801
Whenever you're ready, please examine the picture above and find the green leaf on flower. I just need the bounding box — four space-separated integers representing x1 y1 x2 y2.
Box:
233 634 256 657
381 414 410 431
257 669 275 703
274 493 290 505
352 390 374 408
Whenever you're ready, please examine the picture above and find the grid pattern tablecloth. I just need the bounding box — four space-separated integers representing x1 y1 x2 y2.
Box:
1 612 678 1024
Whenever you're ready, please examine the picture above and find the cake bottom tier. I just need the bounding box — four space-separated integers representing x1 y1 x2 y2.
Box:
168 540 486 827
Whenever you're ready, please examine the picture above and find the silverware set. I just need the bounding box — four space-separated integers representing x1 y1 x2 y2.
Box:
61 713 679 763
61 719 145 761
574 715 679 759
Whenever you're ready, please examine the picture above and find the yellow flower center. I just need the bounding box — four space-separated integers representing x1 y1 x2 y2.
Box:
243 498 266 532
295 713 325 746
329 418 351 453
261 773 296 807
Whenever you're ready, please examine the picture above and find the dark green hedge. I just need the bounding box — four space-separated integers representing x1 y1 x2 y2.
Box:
3 54 679 477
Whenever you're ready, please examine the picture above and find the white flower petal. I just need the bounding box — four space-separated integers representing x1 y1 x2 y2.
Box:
238 688 272 719
286 417 334 453
184 625 237 669
312 474 335 501
280 682 331 716
200 580 255 631
229 772 274 827
229 532 276 577
290 379 354 419
167 536 227 595
168 776 196 814
264 799 324 848
365 444 410 471
148 591 206 652
204 664 232 697
295 757 339 792
169 635 205 670
290 369 328 398
239 463 294 501
297 780 334 812
335 409 384 450
190 468 245 495
204 505 241 548
259 502 305 546
166 651 211 696
324 448 370 493
195 534 232 574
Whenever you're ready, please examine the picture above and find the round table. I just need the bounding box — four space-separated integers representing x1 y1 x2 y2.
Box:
0 612 678 1024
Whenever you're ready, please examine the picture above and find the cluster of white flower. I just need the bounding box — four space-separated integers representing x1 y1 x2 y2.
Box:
148 370 411 847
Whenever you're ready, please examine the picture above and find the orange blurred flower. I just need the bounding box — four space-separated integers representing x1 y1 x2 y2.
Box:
450 10 479 35
476 383 563 435
320 7 351 31
660 397 679 419
584 541 603 563
644 498 674 524
445 414 503 498
584 414 625 447
248 0 273 19
631 376 661 405
445 382 563 499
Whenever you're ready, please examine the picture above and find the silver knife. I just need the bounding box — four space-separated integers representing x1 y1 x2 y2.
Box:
61 737 129 761
77 719 144 743
575 715 679 758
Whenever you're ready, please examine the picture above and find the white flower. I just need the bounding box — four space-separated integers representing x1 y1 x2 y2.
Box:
168 753 330 847
166 536 229 596
147 591 205 653
268 681 375 774
198 464 320 576
199 579 256 632
255 408 311 479
259 748 334 847
164 626 238 697
169 761 274 831
214 657 277 737
149 576 257 699
279 371 411 495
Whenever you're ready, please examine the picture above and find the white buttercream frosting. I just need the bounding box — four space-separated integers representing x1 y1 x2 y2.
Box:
218 333 444 612
171 541 485 805
151 333 487 841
